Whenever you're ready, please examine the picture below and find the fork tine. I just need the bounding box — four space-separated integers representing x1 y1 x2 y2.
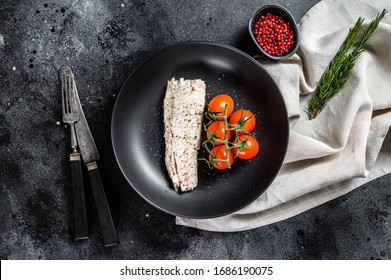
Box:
68 77 72 113
61 74 66 115
63 74 69 115
65 75 72 113
69 75 77 114
64 75 68 114
67 75 73 114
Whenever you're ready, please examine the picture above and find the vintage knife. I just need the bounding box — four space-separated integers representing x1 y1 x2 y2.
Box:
59 67 89 241
67 67 118 247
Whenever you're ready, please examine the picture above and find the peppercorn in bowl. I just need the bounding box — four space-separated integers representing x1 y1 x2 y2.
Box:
249 4 299 61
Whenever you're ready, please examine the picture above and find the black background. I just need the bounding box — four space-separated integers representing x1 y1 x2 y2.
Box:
0 0 390 259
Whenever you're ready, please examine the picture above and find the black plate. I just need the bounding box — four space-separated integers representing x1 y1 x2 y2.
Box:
111 42 288 219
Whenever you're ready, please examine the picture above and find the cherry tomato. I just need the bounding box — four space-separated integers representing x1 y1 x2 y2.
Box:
232 135 259 160
208 94 234 118
229 109 256 134
206 121 232 145
209 145 234 170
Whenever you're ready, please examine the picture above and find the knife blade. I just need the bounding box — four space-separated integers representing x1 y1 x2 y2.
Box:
68 68 118 247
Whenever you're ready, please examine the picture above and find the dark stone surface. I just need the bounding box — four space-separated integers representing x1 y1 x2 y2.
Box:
0 0 390 260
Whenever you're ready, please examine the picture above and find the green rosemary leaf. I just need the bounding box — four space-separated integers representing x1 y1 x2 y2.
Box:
306 9 387 120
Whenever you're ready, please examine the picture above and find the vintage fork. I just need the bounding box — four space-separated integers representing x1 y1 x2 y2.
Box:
60 66 89 240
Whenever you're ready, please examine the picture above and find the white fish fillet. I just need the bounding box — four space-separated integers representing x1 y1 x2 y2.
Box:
163 78 206 192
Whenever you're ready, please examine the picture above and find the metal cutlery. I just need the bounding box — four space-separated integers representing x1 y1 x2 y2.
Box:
60 66 118 247
60 66 89 241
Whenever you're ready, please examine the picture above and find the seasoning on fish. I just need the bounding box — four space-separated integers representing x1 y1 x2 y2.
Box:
163 78 206 192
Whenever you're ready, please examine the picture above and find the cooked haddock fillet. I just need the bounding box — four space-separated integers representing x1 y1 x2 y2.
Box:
164 78 206 192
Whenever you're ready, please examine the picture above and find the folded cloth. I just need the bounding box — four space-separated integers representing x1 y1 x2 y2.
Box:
176 0 391 231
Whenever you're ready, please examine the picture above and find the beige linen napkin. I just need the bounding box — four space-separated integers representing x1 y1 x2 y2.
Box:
176 0 391 231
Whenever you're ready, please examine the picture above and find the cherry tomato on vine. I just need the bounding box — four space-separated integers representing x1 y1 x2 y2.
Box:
207 121 232 145
208 94 234 118
232 135 259 160
209 145 234 170
229 109 256 134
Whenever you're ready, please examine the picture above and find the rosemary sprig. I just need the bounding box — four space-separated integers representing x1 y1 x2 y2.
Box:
306 9 387 120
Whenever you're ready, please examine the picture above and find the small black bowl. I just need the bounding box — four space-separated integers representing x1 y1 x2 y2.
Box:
248 4 299 61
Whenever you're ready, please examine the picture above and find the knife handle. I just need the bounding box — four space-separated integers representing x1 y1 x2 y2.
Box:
69 153 89 240
87 162 118 247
